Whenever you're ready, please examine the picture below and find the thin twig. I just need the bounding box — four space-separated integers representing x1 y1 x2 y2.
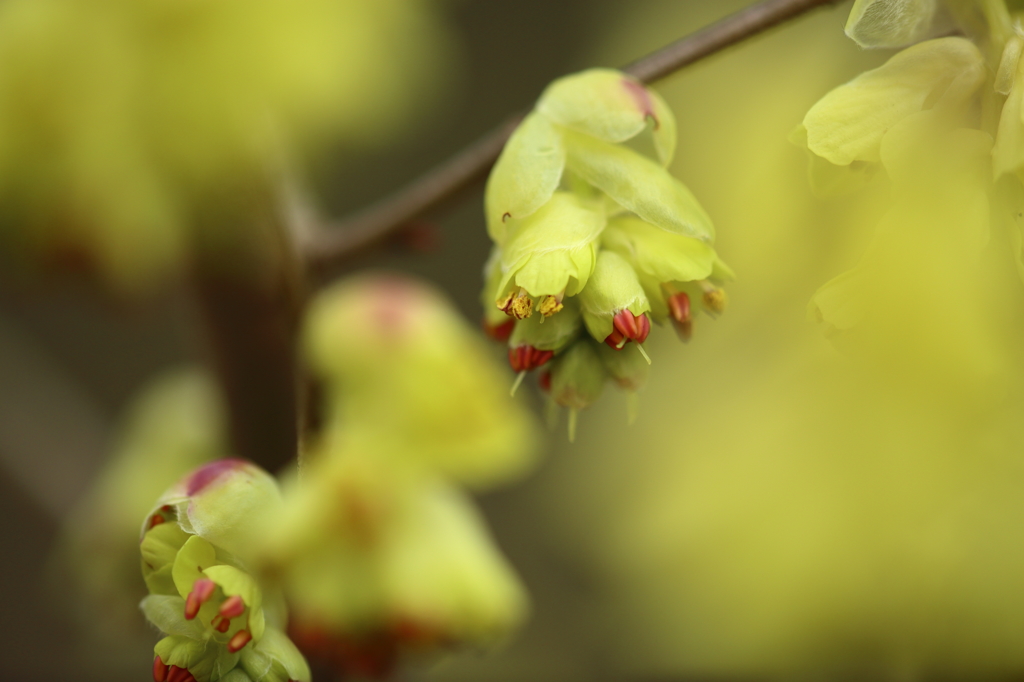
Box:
302 0 846 274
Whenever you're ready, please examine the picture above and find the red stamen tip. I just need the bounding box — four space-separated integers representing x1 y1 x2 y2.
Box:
212 615 232 633
184 578 216 620
148 514 165 529
227 629 253 653
610 310 651 345
509 345 554 372
166 666 197 682
219 595 245 619
153 656 168 682
668 292 691 324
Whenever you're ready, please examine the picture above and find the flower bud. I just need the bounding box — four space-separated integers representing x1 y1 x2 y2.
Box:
144 458 283 563
578 251 651 347
269 460 527 679
507 297 582 373
548 340 608 411
305 274 539 489
597 340 650 393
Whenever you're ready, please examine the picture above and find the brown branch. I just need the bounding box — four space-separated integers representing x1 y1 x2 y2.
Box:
302 0 846 274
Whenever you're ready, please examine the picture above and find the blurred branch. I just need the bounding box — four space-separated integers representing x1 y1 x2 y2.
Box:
301 0 846 275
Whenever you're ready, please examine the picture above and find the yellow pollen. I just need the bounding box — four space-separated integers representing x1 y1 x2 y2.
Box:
702 288 727 314
539 295 564 317
510 295 533 320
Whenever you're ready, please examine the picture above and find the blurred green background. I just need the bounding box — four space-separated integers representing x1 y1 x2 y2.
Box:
9 1 1024 680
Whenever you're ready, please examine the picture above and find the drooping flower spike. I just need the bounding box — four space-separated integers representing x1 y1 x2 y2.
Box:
481 68 732 432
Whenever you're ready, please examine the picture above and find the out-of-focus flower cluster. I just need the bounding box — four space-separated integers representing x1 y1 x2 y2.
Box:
0 0 447 291
481 69 733 435
125 275 538 681
795 0 1024 360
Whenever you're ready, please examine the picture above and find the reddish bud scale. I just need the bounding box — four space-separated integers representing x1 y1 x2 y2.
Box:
508 345 554 372
483 318 515 342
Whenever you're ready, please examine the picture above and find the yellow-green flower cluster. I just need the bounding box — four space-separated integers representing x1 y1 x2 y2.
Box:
140 459 310 682
257 274 538 678
795 0 1024 338
481 69 733 430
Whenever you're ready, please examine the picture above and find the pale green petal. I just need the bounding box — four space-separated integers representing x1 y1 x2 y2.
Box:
141 595 207 639
538 68 654 144
601 215 715 284
801 37 984 166
808 268 867 333
579 251 650 341
155 635 240 682
485 112 565 244
563 128 714 242
203 564 265 641
790 125 879 197
239 628 311 682
141 521 191 596
172 535 218 599
845 0 943 48
498 192 605 297
649 88 677 166
481 245 509 326
509 298 582 352
995 56 1024 177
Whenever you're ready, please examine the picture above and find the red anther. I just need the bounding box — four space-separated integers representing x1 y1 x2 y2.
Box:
148 514 165 529
228 629 253 653
668 292 691 324
612 310 640 339
604 327 626 350
635 314 651 344
184 578 216 620
484 318 515 342
531 348 554 368
538 372 552 393
505 346 524 372
212 615 232 633
153 656 168 682
219 595 245 619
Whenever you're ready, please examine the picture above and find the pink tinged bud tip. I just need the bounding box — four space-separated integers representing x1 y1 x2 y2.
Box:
228 629 253 653
621 78 658 130
219 595 245 619
508 345 554 372
606 311 650 349
483 318 515 342
184 578 216 620
185 458 249 496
